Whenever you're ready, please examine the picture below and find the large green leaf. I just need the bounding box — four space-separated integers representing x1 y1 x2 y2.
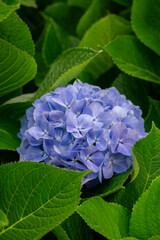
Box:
0 210 8 228
79 14 132 79
34 47 101 99
145 98 160 132
107 123 160 210
129 176 160 239
0 117 20 150
0 93 33 120
112 73 149 117
82 168 132 198
132 0 160 56
0 12 35 56
0 2 19 22
77 197 130 239
42 17 79 66
53 213 93 240
0 162 87 240
0 38 37 97
105 36 160 84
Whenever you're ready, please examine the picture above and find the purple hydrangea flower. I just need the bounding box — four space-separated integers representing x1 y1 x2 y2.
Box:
17 80 147 187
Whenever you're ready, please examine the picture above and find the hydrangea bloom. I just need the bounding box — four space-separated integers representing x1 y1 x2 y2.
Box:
17 80 147 187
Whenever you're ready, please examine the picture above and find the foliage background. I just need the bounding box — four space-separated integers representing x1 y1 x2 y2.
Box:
0 0 160 239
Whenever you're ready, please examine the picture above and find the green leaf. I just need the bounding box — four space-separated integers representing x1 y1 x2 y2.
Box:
0 93 33 120
0 162 87 240
82 168 132 198
77 197 130 239
149 237 160 240
79 14 132 79
112 73 149 117
132 0 160 56
0 210 8 228
105 36 160 84
0 117 20 150
0 0 19 5
34 29 49 87
44 2 83 35
113 0 132 7
145 98 160 132
129 176 160 239
42 18 79 66
0 38 37 97
121 238 139 240
67 0 92 9
0 12 35 56
53 213 93 240
33 47 101 99
19 0 37 8
0 2 19 22
76 0 112 38
52 226 70 240
132 123 160 194
107 123 160 210
0 88 22 105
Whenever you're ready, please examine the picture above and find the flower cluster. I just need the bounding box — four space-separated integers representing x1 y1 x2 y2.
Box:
17 80 147 187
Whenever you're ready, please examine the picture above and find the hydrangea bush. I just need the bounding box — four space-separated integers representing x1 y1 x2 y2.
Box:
1 0 160 239
17 80 147 187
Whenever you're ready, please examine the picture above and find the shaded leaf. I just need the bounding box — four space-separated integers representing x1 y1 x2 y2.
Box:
105 36 160 84
0 93 33 120
132 0 160 55
34 29 49 87
0 162 87 240
77 197 130 239
53 212 93 240
145 98 160 132
0 117 20 150
42 18 79 66
67 0 92 9
44 2 83 35
0 88 22 106
82 168 132 198
34 47 101 99
76 0 112 38
113 0 132 7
